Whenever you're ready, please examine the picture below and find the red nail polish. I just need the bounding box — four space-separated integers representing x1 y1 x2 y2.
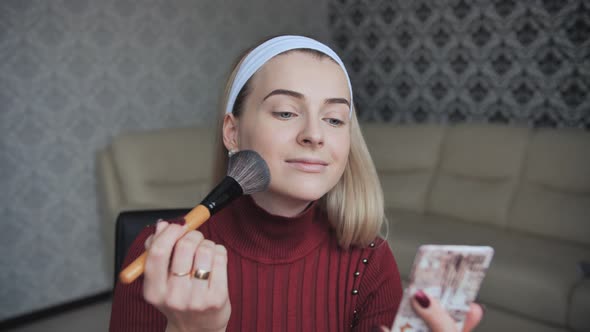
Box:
414 290 430 308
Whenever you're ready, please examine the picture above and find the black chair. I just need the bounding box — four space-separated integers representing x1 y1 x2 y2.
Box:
114 208 191 286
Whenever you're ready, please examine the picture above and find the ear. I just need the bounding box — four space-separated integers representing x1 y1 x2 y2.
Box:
222 114 239 151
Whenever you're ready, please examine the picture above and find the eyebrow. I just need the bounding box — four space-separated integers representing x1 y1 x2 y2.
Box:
262 89 350 107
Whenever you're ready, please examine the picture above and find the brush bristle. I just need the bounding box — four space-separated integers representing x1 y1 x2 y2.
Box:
227 150 271 195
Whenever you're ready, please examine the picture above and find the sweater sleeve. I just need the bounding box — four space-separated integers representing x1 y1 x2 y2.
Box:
354 239 403 332
109 225 167 332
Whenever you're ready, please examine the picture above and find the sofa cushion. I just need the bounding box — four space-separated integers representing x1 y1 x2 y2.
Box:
111 126 215 208
508 128 590 246
385 209 590 326
427 124 530 227
479 306 569 332
385 209 504 279
362 124 445 213
483 232 589 326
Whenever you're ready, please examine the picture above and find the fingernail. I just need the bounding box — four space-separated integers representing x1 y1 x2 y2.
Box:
414 290 430 308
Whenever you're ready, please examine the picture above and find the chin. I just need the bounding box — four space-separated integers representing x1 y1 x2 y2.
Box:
268 175 340 202
290 191 326 202
279 184 335 202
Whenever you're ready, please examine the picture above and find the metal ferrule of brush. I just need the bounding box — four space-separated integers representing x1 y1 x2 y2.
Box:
200 176 244 215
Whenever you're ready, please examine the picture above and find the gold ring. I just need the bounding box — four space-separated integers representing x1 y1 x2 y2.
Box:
193 269 210 280
171 270 191 277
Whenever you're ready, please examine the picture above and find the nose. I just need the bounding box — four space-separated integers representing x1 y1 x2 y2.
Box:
297 117 324 148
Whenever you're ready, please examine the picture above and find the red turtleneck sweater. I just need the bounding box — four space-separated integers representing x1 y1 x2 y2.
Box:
109 196 402 331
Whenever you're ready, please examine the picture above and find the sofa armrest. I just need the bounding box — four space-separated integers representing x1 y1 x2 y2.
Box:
97 146 125 226
569 279 590 332
96 146 126 280
578 261 590 279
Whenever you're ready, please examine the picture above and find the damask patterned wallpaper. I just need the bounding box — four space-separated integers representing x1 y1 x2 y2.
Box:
328 0 589 127
0 0 328 320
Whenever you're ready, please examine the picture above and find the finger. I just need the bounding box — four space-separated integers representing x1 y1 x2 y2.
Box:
410 290 456 332
143 219 168 304
462 303 484 332
166 231 204 309
169 230 204 276
144 221 168 263
208 245 229 300
143 223 184 303
190 240 216 308
144 235 154 250
154 219 167 235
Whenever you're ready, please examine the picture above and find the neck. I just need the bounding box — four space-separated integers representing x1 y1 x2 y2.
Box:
250 191 312 217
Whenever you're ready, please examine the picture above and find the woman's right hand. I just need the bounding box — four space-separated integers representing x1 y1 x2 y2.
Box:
142 220 231 332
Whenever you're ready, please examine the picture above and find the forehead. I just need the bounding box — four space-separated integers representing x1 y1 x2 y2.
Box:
251 51 351 100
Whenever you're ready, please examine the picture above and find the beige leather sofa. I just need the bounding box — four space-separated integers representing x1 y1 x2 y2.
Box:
97 123 590 332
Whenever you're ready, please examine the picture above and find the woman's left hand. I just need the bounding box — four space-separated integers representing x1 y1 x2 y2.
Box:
380 290 484 332
409 290 484 332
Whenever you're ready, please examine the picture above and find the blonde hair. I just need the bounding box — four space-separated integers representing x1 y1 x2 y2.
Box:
212 46 385 249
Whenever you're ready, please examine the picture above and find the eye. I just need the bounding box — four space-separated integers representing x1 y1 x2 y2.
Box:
325 118 345 127
273 111 296 119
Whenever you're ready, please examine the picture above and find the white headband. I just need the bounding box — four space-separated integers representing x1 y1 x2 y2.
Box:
225 35 354 117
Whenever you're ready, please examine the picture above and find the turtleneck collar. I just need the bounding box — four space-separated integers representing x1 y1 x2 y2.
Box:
210 195 332 264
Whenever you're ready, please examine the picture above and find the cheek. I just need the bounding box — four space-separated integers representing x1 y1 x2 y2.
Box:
335 146 350 176
332 132 351 162
238 124 287 160
327 134 350 182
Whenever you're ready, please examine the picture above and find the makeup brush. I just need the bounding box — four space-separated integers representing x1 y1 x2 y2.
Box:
119 150 271 284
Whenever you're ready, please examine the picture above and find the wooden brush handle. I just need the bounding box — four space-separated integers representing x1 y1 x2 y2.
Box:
118 205 212 284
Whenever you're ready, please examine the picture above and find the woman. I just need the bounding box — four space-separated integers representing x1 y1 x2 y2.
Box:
109 35 483 332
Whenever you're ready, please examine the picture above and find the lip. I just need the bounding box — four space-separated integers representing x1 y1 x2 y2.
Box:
285 158 328 173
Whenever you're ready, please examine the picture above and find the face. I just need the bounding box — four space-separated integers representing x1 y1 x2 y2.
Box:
223 51 351 215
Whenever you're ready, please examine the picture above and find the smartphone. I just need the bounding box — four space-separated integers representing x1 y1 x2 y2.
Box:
391 245 494 332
